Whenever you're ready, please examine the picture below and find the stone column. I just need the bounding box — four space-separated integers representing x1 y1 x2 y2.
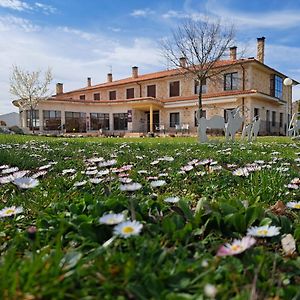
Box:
39 109 43 132
149 105 153 133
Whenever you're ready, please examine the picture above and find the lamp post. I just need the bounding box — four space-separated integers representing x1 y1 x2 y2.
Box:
283 77 293 136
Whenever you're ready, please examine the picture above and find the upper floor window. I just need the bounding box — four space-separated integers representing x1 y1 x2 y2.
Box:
169 81 180 97
224 72 238 91
126 88 135 99
194 78 207 94
79 95 85 100
109 90 116 100
147 85 156 98
93 93 100 100
270 75 283 99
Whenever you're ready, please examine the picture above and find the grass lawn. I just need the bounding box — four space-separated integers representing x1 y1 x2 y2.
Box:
0 134 300 299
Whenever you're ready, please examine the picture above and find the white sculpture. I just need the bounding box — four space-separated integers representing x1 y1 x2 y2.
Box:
242 116 261 142
198 107 244 142
288 113 300 137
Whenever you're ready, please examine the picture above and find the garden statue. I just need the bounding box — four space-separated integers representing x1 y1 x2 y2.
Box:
199 107 244 142
288 113 300 138
241 116 261 142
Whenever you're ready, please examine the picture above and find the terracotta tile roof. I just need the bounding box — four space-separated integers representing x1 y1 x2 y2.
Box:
60 58 255 95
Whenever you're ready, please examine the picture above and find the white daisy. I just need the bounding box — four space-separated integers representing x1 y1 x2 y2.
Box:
164 196 180 203
13 177 39 189
31 171 47 179
0 206 23 218
181 165 193 172
0 175 14 184
89 178 103 184
286 201 300 209
99 213 125 225
2 167 19 174
247 225 280 237
38 164 51 170
232 168 249 177
73 180 87 187
120 182 142 192
62 169 76 175
150 180 166 188
113 220 143 238
119 177 133 184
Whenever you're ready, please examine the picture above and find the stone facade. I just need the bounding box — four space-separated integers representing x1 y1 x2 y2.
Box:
14 38 297 136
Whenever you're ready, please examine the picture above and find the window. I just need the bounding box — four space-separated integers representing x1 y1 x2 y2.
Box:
170 112 180 127
280 113 283 127
126 88 135 99
169 81 180 97
224 72 238 90
94 93 100 100
147 85 156 98
194 110 206 126
270 75 283 99
43 110 61 131
254 108 259 118
79 95 85 100
65 112 86 133
109 91 116 100
224 108 235 122
26 110 39 130
90 113 109 130
272 111 276 126
194 79 207 94
113 113 128 130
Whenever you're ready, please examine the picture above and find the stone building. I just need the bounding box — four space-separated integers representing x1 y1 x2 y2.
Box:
14 37 298 136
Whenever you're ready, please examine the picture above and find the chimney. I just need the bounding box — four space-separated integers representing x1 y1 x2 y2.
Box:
230 46 237 60
257 37 265 64
179 57 187 68
56 83 63 95
107 73 113 82
87 77 91 87
132 66 138 78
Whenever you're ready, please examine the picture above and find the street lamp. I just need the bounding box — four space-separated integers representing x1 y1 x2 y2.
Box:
284 77 293 136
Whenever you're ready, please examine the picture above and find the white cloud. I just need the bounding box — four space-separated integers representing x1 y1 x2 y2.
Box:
0 15 40 32
0 17 162 114
204 0 300 29
35 2 56 14
0 0 30 11
130 8 154 17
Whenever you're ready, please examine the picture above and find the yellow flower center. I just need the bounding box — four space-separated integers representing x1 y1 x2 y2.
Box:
231 245 242 252
295 204 300 209
257 229 268 236
122 226 134 234
5 209 14 215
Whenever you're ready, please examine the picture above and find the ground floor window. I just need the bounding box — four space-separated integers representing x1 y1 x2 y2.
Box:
90 113 109 130
280 113 283 128
170 112 180 127
254 108 259 118
65 112 86 133
26 110 39 130
194 110 206 126
272 111 276 127
113 113 128 130
43 110 61 130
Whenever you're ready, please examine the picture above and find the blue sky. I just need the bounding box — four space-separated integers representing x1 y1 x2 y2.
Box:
1 0 300 113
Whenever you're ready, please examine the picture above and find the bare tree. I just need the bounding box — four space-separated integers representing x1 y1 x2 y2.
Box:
10 66 53 133
161 18 236 142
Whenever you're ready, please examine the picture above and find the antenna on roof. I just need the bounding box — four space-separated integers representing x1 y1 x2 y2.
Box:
108 65 112 73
